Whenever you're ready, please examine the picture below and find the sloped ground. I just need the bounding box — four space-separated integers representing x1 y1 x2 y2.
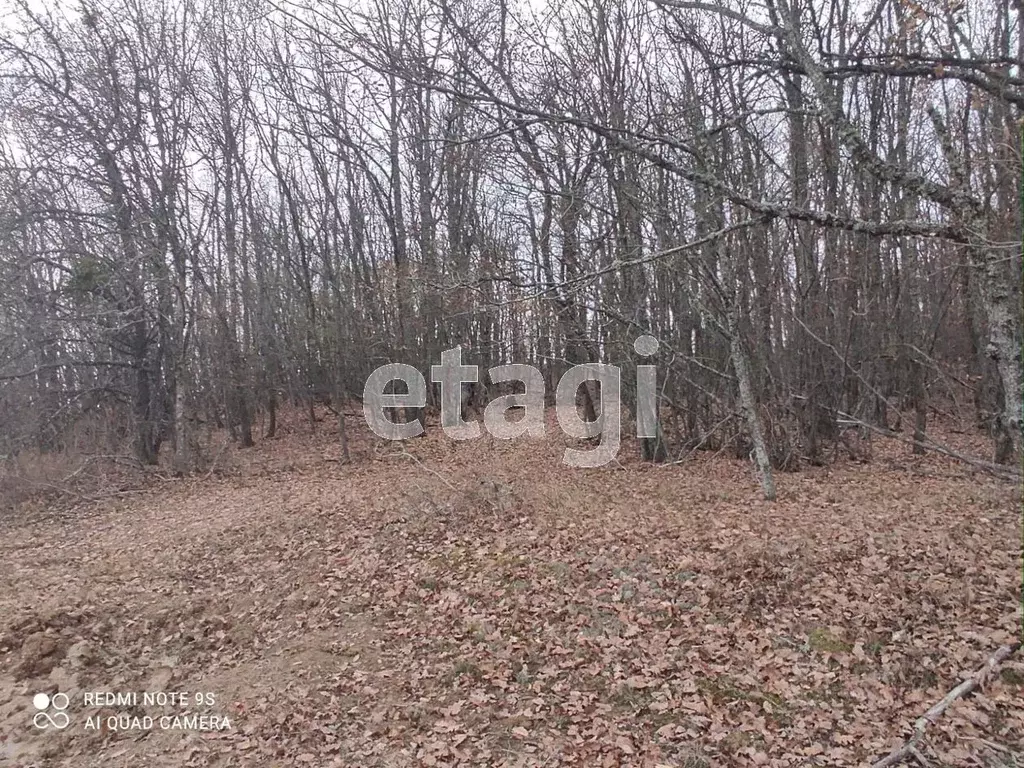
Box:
0 409 1021 767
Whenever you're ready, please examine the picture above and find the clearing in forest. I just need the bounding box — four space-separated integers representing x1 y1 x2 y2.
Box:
0 410 1021 767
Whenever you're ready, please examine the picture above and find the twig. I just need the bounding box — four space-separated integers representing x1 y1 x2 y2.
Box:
61 454 142 483
871 641 1022 768
966 736 1017 755
669 411 738 465
836 410 1020 481
202 436 231 481
908 745 930 766
389 444 458 491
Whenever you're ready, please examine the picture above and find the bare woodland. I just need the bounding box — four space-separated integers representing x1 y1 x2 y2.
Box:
0 0 1020 492
0 0 1022 765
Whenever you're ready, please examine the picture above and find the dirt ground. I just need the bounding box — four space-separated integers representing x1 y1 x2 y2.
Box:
1 409 1021 767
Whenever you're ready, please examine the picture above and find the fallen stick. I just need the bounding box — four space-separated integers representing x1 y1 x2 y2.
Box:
202 435 231 481
871 641 1022 768
834 410 1020 481
389 444 458 491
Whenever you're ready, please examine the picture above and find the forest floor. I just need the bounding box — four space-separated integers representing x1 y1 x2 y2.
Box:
0 407 1021 767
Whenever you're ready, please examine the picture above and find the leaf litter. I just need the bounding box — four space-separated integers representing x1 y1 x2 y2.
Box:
0 409 1020 767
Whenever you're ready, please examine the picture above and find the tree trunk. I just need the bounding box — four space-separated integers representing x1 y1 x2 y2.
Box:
730 318 777 501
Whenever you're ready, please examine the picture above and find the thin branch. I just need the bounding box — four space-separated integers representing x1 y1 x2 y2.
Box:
872 642 1022 768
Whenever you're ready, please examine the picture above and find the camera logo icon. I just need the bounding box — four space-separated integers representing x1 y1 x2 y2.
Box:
32 692 70 730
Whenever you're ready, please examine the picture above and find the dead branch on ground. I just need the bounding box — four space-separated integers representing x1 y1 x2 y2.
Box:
871 641 1022 768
